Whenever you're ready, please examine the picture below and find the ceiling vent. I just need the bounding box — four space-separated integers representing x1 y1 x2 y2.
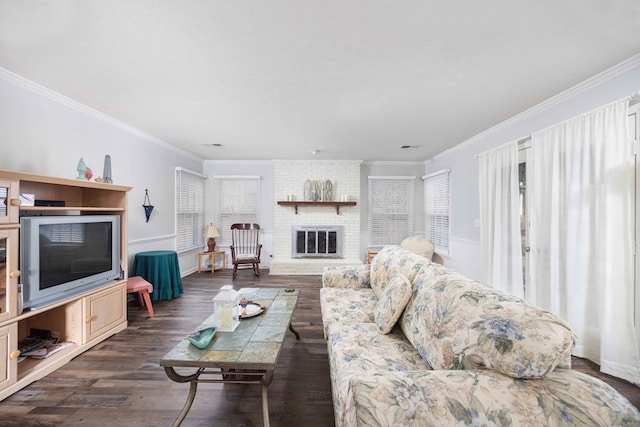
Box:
203 143 223 148
400 145 421 149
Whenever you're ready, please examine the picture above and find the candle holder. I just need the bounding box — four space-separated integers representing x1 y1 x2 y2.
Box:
212 285 240 332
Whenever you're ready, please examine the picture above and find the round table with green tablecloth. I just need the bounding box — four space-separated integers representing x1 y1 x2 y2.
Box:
132 250 183 301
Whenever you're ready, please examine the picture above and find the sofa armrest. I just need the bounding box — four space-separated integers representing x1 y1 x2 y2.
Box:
322 265 371 289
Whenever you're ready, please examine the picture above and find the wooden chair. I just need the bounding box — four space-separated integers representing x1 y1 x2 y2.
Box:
230 223 262 279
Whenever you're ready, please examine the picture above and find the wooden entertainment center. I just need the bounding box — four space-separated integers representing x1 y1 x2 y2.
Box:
0 170 131 400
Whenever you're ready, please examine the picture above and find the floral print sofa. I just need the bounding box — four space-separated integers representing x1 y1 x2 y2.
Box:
320 245 640 426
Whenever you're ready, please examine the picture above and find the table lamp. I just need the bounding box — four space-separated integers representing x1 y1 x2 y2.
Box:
203 224 221 252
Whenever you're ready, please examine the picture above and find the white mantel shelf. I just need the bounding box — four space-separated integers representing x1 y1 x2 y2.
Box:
277 200 357 215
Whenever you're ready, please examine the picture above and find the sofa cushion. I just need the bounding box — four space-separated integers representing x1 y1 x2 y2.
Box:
345 369 640 427
400 263 575 379
322 264 371 289
370 246 431 298
400 235 434 259
374 274 412 334
326 322 430 427
320 287 377 337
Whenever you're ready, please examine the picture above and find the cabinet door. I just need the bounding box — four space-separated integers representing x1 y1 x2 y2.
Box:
0 179 19 224
84 283 126 343
0 228 19 323
0 323 18 391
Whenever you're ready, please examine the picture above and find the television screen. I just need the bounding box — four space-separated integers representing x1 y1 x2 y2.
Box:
39 221 113 290
20 215 121 311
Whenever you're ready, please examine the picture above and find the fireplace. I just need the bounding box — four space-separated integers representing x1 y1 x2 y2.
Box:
292 225 343 258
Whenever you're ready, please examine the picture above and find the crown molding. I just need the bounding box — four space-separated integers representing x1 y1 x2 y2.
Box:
429 53 640 162
0 67 202 163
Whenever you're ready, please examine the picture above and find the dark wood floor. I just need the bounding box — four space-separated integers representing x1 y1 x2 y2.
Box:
0 270 638 426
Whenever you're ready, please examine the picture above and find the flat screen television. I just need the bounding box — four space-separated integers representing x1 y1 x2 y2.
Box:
20 214 121 311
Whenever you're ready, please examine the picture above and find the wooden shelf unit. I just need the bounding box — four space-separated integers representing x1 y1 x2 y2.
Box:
277 200 356 215
0 169 131 401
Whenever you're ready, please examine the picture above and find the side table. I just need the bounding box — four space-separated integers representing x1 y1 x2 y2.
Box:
197 251 226 274
132 250 183 301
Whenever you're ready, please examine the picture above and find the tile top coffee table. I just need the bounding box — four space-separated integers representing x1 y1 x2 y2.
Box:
160 287 300 427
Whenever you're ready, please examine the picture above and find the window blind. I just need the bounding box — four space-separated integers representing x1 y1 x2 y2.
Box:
423 169 450 255
175 168 205 252
368 177 415 246
214 177 261 246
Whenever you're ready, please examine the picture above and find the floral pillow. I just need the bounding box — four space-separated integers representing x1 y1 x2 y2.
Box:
400 264 575 379
374 274 413 334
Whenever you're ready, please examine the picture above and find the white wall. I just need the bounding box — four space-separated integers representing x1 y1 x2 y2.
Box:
0 69 205 276
424 57 640 281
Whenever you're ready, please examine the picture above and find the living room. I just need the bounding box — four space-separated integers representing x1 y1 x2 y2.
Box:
1 2 640 425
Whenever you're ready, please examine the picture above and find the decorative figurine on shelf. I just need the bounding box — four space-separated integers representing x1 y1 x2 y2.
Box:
323 179 333 201
103 154 112 184
213 285 240 332
312 180 322 201
304 179 312 201
76 157 87 180
240 297 249 316
85 166 93 181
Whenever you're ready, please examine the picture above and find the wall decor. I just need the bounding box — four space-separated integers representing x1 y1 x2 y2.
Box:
143 189 154 222
323 179 333 201
304 179 312 201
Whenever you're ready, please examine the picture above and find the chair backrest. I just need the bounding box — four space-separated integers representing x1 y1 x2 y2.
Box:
230 223 261 256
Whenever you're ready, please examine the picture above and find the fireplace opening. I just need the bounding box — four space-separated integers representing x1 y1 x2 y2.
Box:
292 225 343 258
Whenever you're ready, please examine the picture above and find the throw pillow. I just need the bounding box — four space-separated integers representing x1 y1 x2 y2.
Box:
374 274 413 334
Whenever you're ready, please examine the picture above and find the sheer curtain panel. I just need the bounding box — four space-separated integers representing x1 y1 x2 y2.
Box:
478 141 523 298
530 99 640 384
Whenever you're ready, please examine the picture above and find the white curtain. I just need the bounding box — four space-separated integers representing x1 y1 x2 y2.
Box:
530 99 640 384
479 141 524 298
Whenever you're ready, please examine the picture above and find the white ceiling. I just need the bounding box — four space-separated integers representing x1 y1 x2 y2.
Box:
1 1 640 161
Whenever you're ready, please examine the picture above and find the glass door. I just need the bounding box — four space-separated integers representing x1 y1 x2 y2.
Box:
0 228 19 322
0 179 19 224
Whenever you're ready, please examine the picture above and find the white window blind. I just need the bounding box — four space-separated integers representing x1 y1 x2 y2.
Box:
368 176 415 246
175 168 205 252
214 176 261 246
423 169 450 256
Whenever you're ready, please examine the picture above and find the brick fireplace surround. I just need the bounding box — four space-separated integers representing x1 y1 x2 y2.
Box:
270 160 362 275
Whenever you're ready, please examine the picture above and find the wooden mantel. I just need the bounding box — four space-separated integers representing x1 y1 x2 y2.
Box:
277 200 357 215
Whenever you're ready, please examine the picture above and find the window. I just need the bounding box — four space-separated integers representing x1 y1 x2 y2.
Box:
368 176 415 247
175 168 206 252
423 169 450 256
213 176 261 246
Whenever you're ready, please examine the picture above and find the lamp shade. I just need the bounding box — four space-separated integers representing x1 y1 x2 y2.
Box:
204 225 221 239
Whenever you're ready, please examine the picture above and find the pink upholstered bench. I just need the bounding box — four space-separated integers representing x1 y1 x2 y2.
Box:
127 276 155 317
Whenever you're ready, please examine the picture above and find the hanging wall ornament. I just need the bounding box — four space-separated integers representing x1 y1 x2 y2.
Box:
143 189 154 223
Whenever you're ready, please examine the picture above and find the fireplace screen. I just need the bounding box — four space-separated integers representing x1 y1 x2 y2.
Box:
292 225 343 258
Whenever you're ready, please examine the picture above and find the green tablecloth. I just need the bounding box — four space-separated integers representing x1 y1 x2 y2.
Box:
132 250 183 301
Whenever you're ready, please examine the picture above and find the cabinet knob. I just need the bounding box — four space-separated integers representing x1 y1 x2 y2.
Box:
86 315 98 323
9 270 20 279
10 350 21 360
9 198 21 206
